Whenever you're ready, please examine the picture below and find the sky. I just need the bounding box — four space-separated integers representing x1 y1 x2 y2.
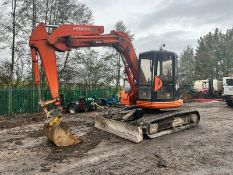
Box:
0 0 232 59
79 0 233 55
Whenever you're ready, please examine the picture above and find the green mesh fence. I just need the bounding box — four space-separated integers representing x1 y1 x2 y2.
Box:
0 86 116 116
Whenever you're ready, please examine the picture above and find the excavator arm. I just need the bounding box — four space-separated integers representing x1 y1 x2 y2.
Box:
30 23 138 107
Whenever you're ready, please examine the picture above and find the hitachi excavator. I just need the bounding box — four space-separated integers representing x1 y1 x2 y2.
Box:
29 23 200 146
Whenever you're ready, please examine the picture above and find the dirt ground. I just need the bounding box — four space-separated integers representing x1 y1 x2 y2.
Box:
0 101 233 175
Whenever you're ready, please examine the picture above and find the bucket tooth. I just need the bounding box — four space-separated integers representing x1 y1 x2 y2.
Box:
95 116 143 143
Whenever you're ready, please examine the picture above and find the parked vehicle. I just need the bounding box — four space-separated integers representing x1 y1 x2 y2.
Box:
222 77 233 107
67 97 97 114
193 79 223 99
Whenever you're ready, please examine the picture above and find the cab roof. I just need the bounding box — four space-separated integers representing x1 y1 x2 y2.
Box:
139 50 178 58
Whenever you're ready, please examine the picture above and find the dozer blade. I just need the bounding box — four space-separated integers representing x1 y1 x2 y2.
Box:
43 116 81 146
95 116 143 143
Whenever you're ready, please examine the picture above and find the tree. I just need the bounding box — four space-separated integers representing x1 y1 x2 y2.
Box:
114 20 134 40
179 46 195 84
0 0 93 87
194 28 233 80
0 61 11 86
104 20 135 90
11 0 17 86
59 49 113 87
223 29 233 76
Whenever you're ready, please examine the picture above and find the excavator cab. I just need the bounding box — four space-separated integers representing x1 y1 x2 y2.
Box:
138 51 178 102
137 51 181 109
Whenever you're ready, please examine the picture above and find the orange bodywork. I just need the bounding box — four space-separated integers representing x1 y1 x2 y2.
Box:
29 23 182 110
120 91 136 106
137 99 183 109
29 23 138 106
30 24 60 103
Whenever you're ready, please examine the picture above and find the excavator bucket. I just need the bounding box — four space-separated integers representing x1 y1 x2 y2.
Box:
43 116 81 146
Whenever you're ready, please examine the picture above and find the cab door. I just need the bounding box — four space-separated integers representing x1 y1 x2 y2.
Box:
153 53 176 102
138 53 154 101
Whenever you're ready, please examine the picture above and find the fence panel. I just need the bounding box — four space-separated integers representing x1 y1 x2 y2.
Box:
0 88 10 115
0 86 116 116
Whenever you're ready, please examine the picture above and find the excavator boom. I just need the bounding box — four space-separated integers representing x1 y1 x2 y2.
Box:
30 23 138 106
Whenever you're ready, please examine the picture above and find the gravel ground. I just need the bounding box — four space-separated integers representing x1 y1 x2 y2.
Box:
0 101 233 175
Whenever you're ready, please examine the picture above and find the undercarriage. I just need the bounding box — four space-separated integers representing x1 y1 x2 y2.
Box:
95 107 200 143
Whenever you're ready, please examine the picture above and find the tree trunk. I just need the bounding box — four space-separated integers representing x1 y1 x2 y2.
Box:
44 0 49 24
116 53 121 91
32 0 37 29
11 0 17 86
60 51 70 79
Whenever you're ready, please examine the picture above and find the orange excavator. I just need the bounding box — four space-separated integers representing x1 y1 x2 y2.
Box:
29 23 200 146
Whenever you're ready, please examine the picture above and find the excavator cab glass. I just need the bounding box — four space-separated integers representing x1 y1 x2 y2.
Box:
138 51 178 102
